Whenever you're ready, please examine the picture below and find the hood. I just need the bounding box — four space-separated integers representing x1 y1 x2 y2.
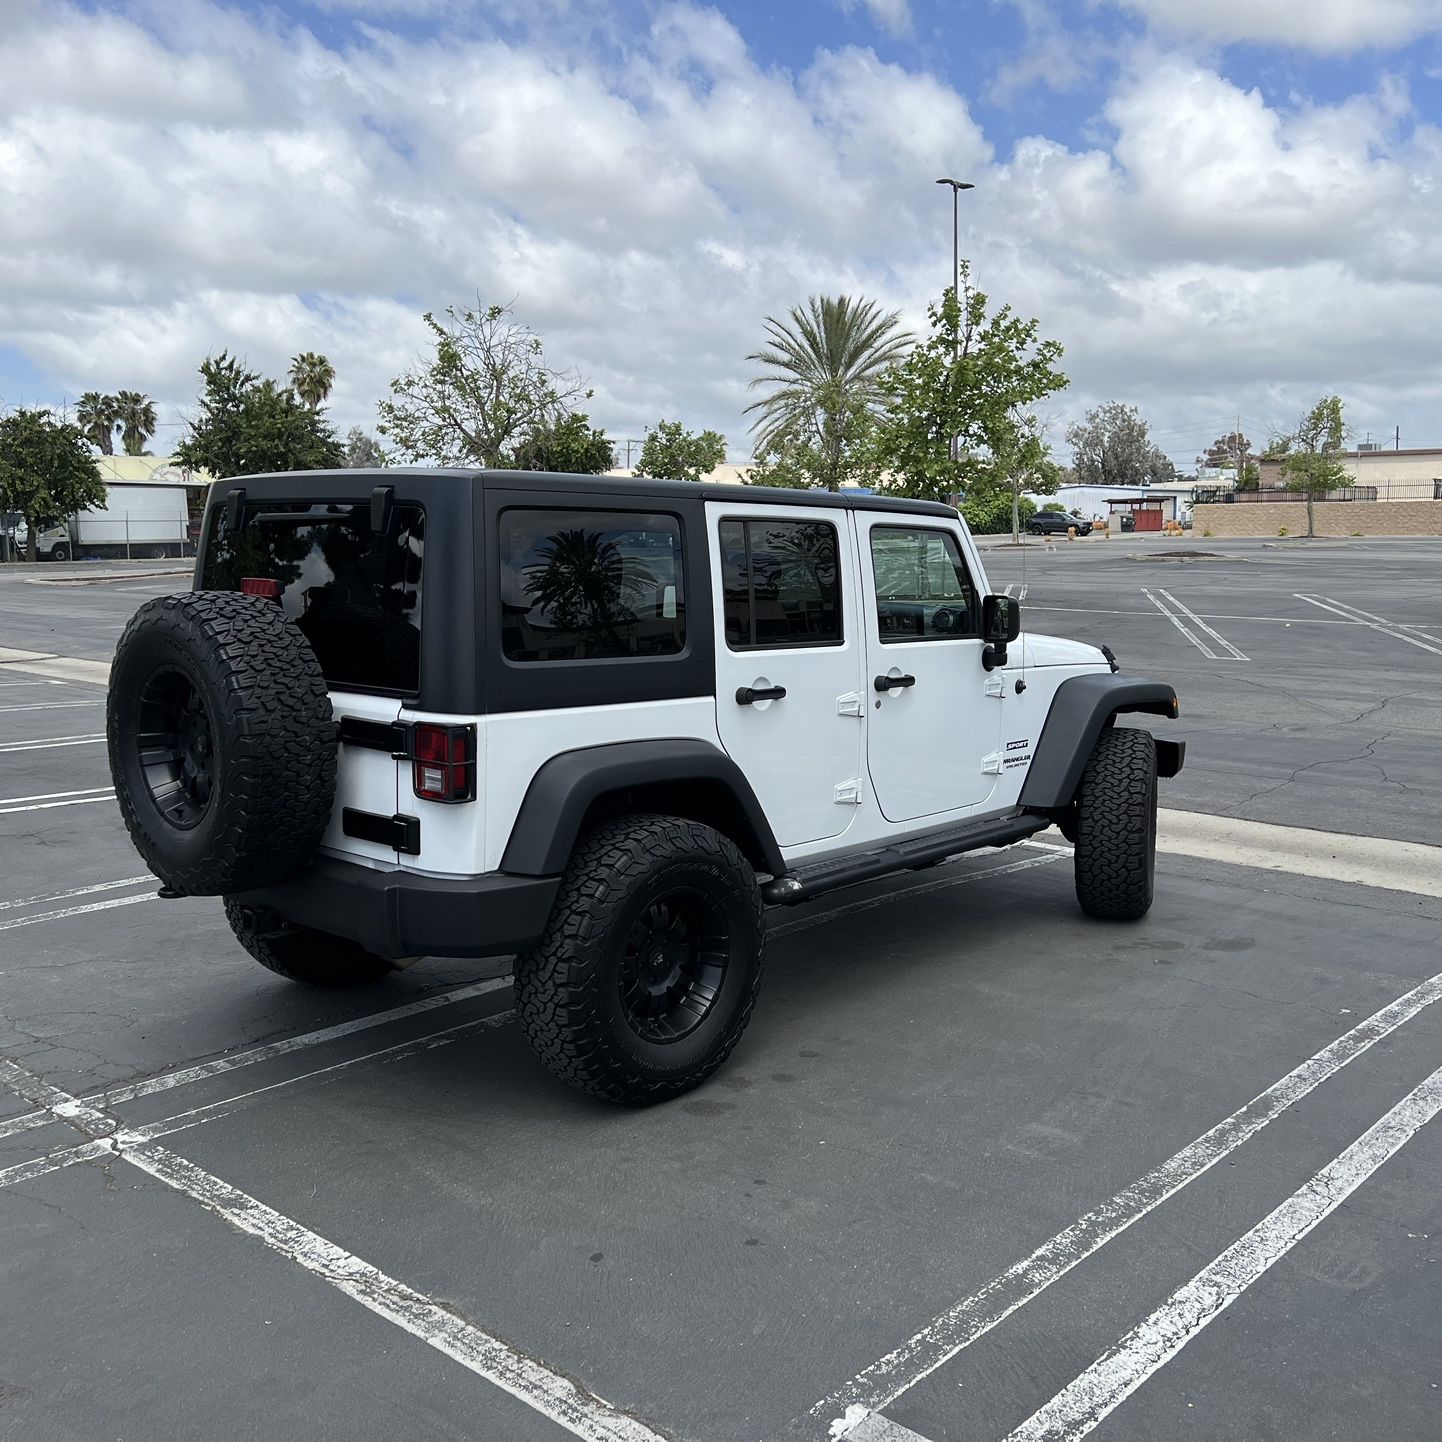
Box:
1014 631 1109 669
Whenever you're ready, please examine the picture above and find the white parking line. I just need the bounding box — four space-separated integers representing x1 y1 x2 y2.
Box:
0 678 69 689
0 890 156 932
0 977 513 1142
1017 584 1028 601
0 790 113 813
0 875 151 913
1296 594 1442 658
0 1060 670 1442
1006 1062 1442 1442
0 699 101 714
1155 589 1248 661
807 966 1442 1434
1139 588 1217 659
0 733 106 753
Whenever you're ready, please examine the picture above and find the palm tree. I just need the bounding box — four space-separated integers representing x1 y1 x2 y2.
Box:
114 390 158 456
75 391 119 455
745 295 910 490
289 352 336 410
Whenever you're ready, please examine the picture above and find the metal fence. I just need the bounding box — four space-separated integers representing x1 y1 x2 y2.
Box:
1193 480 1442 505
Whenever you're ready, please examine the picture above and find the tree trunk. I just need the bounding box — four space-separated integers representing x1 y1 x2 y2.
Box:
1011 480 1020 544
26 527 37 563
1306 493 1315 538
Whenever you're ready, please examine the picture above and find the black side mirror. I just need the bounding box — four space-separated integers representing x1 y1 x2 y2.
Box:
981 593 1021 671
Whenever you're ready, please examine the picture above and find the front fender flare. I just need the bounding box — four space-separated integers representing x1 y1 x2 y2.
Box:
1017 673 1180 811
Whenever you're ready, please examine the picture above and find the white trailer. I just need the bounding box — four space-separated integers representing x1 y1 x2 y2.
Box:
21 482 193 561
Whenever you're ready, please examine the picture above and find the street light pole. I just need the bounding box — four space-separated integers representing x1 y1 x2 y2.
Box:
935 178 974 467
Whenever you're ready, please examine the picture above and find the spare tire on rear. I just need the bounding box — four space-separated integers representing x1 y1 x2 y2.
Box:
107 591 337 896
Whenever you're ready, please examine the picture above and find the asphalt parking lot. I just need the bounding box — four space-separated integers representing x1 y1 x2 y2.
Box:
2 541 1440 1442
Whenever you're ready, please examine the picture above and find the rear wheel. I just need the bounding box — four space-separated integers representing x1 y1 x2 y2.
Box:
514 815 764 1104
223 899 395 987
1073 726 1158 920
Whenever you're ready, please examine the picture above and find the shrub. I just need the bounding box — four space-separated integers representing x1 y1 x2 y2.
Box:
961 495 1037 534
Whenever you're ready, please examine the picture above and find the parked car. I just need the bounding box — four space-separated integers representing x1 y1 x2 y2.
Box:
107 469 1184 1104
1028 511 1093 536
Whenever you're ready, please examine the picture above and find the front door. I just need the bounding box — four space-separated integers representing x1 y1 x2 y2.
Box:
708 504 865 849
858 517 1000 824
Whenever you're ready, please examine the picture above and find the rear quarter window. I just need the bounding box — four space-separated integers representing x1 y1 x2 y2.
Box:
201 501 424 694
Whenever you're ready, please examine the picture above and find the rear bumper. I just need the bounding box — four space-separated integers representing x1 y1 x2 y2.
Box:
231 858 560 961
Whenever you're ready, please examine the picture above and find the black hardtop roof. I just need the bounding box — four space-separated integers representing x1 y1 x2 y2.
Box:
220 467 958 520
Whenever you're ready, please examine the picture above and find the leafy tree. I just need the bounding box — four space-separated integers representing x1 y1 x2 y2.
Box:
745 295 910 491
75 391 119 455
869 265 1068 509
633 420 727 483
745 388 880 491
288 352 336 410
510 412 615 473
114 390 158 456
174 352 344 479
1066 402 1172 489
1269 395 1349 538
378 300 590 467
962 493 1037 535
1199 431 1259 489
343 427 386 468
0 408 106 561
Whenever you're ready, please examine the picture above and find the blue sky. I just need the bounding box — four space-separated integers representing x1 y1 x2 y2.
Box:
4 0 1442 467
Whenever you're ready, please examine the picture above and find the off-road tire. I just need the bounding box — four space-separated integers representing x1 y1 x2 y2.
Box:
514 815 765 1105
223 899 394 987
107 592 336 896
1073 725 1158 921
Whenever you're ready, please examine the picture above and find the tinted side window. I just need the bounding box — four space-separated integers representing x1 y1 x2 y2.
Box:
720 519 843 650
499 510 685 662
202 502 424 694
870 527 977 642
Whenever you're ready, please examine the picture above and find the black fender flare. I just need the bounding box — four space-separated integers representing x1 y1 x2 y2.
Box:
500 739 786 878
1017 673 1181 811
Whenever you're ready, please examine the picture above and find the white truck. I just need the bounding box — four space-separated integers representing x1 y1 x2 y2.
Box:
24 482 191 561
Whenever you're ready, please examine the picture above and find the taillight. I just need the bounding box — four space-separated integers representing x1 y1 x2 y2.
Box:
411 723 476 803
240 577 282 600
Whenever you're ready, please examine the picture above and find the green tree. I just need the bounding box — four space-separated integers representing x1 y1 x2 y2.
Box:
510 411 615 473
1066 402 1172 489
174 352 345 479
114 390 158 456
378 300 590 467
75 391 119 455
633 420 727 483
343 427 386 468
745 387 881 492
1199 431 1259 489
288 352 336 410
870 266 1068 508
0 408 106 561
1270 395 1349 538
745 295 910 491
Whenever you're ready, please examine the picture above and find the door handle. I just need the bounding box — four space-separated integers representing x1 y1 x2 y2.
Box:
874 673 917 693
736 685 787 705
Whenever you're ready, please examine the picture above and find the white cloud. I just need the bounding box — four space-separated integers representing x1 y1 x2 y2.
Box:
1110 0 1442 53
836 0 914 39
2 0 1442 466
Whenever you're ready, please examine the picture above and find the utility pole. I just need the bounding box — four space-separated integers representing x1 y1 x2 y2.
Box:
935 179 974 468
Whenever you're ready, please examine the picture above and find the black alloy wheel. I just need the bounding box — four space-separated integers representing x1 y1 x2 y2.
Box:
136 666 215 829
617 892 729 1043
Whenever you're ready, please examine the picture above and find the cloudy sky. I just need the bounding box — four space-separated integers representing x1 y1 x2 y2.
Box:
3 0 1440 469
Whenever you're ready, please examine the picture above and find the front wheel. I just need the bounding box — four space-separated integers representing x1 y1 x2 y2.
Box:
49 544 70 562
515 815 764 1104
223 899 395 987
1073 726 1158 920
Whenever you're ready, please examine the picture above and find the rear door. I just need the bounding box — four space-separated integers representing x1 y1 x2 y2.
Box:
200 496 424 866
857 515 1001 825
708 502 865 849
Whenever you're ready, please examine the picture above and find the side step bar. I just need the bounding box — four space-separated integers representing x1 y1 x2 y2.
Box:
760 812 1052 907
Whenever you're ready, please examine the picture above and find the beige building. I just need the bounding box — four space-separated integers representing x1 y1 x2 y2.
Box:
1256 447 1442 500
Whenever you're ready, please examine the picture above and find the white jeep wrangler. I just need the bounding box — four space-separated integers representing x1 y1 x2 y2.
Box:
107 470 1183 1103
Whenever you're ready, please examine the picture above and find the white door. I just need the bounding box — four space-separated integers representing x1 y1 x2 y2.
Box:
708 504 865 849
858 517 1000 824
